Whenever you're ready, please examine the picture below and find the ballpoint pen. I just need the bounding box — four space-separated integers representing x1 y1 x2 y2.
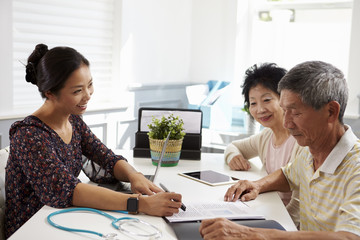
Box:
159 183 186 211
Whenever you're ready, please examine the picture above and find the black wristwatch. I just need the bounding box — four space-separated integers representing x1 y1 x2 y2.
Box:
126 197 139 214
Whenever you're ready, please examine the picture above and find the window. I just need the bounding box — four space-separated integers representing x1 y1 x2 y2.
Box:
11 0 117 112
233 0 356 114
250 0 353 72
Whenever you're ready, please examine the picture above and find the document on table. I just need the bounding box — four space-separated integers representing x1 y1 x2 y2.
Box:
165 201 265 223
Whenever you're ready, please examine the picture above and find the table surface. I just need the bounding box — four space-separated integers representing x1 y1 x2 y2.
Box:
9 151 297 240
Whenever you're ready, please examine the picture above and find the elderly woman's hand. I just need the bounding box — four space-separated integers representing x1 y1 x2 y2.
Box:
229 154 251 171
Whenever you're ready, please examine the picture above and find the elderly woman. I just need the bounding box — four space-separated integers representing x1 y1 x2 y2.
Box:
224 63 303 227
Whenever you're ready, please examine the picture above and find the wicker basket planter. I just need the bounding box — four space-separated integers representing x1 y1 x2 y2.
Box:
149 137 183 167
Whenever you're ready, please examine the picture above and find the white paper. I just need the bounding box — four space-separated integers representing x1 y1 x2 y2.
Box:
165 201 265 222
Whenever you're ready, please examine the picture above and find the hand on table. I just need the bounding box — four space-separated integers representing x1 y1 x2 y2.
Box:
229 155 251 171
128 172 163 195
138 192 182 216
224 180 260 202
200 218 261 240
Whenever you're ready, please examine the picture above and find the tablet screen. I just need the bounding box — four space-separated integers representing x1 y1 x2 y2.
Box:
179 170 239 186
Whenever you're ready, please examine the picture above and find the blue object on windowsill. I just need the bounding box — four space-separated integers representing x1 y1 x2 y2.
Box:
188 80 231 130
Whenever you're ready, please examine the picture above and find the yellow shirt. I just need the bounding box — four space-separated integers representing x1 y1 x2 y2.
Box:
282 126 360 235
225 128 303 227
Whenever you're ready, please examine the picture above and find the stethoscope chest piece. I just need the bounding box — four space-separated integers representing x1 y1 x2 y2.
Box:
114 218 162 239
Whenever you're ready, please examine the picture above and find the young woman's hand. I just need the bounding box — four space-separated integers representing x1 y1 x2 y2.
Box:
229 154 251 171
128 172 163 195
138 192 182 216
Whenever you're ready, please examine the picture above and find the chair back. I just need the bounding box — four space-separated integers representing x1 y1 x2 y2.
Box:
0 146 9 240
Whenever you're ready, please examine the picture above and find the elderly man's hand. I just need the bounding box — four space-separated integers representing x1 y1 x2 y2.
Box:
199 218 265 240
224 180 260 202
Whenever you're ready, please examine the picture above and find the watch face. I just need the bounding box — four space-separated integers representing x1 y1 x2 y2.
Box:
127 197 138 213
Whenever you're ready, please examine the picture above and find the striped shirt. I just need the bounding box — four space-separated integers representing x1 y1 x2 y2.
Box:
282 126 360 236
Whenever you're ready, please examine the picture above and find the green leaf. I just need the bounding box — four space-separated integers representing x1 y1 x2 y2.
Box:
147 114 186 140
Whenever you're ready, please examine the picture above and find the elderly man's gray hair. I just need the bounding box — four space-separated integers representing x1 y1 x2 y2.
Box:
278 61 348 124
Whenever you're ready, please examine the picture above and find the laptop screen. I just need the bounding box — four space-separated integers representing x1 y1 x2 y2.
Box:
151 131 171 183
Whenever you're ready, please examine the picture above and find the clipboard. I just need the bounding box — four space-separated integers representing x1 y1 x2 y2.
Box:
170 219 285 240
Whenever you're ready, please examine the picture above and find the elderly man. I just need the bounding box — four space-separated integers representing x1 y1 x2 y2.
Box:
200 61 360 240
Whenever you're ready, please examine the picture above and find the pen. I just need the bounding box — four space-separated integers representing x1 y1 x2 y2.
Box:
159 183 186 211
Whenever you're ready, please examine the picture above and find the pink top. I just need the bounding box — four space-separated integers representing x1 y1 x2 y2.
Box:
266 134 296 205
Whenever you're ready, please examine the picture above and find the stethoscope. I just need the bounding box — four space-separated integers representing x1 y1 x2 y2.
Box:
47 207 162 239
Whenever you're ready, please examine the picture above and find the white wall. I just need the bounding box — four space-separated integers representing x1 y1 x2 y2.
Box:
189 0 237 83
119 0 192 86
347 0 360 117
119 0 237 86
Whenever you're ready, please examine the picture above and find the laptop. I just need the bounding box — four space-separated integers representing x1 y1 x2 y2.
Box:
145 131 171 182
98 132 171 192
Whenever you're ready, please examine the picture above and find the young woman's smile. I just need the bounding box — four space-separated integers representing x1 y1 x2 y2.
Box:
53 64 94 115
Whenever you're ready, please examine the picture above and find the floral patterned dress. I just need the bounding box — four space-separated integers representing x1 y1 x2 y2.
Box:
5 115 126 238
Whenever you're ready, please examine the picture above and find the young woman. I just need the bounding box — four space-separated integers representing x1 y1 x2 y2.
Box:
5 44 182 238
224 63 303 227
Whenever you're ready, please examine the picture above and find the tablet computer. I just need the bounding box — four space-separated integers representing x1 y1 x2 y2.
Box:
178 170 239 186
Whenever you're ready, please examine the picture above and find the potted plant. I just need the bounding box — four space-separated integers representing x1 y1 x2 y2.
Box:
147 114 186 166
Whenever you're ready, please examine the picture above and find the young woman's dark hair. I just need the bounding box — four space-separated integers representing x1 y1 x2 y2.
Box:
25 43 89 98
241 63 287 111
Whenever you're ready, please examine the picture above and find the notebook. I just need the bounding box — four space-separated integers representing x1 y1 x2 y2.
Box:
98 132 171 192
169 219 285 240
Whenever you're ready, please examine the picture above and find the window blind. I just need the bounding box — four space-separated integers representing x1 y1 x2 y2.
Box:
12 0 115 109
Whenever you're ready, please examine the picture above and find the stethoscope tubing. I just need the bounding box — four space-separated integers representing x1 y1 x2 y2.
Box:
47 207 162 239
47 207 132 237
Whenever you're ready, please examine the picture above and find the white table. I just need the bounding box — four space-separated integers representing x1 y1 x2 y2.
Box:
9 151 297 239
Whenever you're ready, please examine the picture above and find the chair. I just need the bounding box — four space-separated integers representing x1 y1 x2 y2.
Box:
0 146 9 240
